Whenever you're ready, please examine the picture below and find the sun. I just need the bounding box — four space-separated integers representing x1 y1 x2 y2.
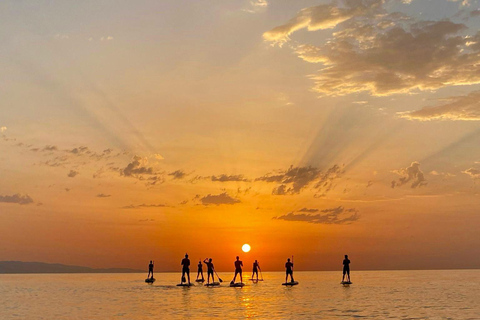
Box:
242 244 251 253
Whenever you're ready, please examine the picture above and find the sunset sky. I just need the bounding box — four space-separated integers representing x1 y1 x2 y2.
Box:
1 0 480 272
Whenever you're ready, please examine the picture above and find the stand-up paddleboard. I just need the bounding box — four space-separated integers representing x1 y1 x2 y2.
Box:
195 279 205 283
341 281 352 285
204 282 220 287
282 281 299 286
229 282 245 287
145 278 156 283
177 283 194 287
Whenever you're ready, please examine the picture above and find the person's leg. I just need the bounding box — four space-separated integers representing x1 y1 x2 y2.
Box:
347 269 350 282
233 270 237 283
285 272 288 283
187 269 190 284
240 270 243 283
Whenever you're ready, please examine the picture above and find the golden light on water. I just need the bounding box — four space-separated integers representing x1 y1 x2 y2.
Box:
242 244 251 253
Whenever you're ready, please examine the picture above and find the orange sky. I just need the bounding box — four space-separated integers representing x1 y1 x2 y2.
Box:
1 0 480 271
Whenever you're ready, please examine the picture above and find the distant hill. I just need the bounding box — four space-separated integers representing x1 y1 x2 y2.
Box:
0 261 143 274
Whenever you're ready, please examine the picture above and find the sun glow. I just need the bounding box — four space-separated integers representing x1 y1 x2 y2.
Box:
242 244 251 253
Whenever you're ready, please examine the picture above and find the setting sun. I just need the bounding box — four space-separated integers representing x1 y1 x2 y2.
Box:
242 244 251 253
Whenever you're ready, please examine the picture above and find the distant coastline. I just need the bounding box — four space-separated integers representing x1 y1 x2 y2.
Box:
0 261 142 274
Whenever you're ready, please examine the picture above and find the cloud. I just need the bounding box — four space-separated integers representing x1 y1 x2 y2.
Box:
122 203 167 209
274 206 359 224
42 145 58 152
68 146 91 155
391 162 427 188
244 0 268 13
96 193 111 198
0 194 34 205
67 170 79 178
298 208 319 213
256 165 343 195
263 0 382 44
264 1 480 96
168 170 187 180
211 174 248 182
121 155 155 177
399 90 480 121
463 167 480 179
257 166 321 195
200 192 240 205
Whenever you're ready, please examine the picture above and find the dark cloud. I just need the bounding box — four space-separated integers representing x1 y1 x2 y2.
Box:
121 155 155 177
391 162 427 189
257 165 344 195
168 170 187 180
42 145 58 152
96 193 111 198
0 194 34 205
400 90 480 121
274 206 359 224
67 170 79 178
257 166 321 195
68 146 91 155
122 203 167 209
264 1 480 96
211 174 248 182
200 192 240 205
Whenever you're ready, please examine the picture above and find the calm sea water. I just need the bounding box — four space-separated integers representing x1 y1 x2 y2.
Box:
0 270 478 319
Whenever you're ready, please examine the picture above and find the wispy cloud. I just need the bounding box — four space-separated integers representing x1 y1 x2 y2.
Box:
122 203 168 209
96 193 111 198
399 90 480 121
274 206 359 224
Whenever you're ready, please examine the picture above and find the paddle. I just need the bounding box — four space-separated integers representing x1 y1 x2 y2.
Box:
214 269 223 283
260 269 264 281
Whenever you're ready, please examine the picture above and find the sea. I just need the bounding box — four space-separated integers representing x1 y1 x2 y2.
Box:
0 270 478 319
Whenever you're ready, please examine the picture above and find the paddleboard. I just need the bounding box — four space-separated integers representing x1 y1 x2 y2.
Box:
282 281 299 286
145 278 156 283
341 281 352 285
177 283 194 287
229 282 245 287
204 282 220 287
195 279 205 283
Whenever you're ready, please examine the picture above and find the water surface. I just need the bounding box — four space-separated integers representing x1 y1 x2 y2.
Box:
0 270 478 319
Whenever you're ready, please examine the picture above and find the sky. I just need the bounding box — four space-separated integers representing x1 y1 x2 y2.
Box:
1 0 480 272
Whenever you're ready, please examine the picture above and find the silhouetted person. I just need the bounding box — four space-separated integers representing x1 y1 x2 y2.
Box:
147 260 154 279
196 260 204 281
203 258 215 284
181 253 191 284
231 256 243 284
285 258 294 283
342 255 351 282
252 260 260 280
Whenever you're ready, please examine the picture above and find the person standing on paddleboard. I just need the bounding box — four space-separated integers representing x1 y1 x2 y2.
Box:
231 256 243 284
196 260 204 281
342 255 351 282
203 258 215 284
181 254 191 285
252 260 260 280
147 260 154 279
285 258 294 283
